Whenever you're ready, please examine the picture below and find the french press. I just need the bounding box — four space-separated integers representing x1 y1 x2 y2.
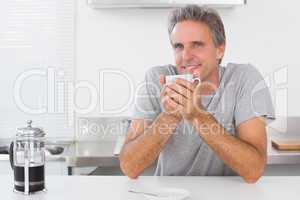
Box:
9 120 46 194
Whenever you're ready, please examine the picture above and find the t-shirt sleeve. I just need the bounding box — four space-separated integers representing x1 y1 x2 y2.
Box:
131 68 162 121
234 65 275 127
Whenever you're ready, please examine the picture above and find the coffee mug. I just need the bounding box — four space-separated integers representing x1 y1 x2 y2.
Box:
165 74 201 85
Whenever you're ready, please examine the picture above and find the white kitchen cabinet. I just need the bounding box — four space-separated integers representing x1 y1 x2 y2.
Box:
88 0 246 8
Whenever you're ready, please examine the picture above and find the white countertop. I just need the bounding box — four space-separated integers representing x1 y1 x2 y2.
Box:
0 175 299 200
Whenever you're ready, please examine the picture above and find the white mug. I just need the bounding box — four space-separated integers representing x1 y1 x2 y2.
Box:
165 74 201 85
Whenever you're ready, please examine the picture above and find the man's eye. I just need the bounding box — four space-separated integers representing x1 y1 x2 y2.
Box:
174 44 183 50
193 42 204 48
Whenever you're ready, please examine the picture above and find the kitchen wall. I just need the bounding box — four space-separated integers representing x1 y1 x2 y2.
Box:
0 0 75 139
76 0 300 120
1 0 299 139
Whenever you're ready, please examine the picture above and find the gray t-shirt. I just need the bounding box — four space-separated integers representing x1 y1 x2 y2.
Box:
132 63 275 176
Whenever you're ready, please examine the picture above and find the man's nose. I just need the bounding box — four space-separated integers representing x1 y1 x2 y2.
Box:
182 48 194 62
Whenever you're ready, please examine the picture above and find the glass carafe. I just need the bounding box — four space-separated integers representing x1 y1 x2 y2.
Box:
9 120 46 195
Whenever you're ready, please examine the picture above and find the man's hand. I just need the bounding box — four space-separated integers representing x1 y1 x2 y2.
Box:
159 75 183 121
160 75 203 121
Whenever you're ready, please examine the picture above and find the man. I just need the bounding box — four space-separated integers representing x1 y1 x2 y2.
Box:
119 5 275 183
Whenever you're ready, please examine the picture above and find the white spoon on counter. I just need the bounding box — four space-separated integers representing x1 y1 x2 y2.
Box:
129 188 190 200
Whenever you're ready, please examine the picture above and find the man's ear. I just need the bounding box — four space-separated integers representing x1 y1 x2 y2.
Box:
216 43 225 60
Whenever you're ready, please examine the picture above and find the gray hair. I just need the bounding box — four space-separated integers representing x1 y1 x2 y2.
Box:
168 5 226 47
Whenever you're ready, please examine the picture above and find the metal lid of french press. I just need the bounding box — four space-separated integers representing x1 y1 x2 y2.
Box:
16 120 45 137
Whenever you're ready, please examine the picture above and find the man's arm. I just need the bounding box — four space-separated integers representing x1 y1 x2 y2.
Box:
119 112 181 179
192 114 267 183
166 78 268 183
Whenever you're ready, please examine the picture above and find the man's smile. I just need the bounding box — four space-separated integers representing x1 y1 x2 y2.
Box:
181 64 202 73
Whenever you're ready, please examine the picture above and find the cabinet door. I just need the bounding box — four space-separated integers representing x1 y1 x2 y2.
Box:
264 164 300 176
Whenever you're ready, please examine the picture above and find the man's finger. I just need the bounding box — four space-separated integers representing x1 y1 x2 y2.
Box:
174 78 195 92
167 84 192 99
166 89 187 106
159 74 165 85
193 82 202 100
162 96 182 113
192 82 203 113
160 85 168 98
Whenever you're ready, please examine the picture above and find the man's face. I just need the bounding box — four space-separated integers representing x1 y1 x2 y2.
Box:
170 20 225 81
